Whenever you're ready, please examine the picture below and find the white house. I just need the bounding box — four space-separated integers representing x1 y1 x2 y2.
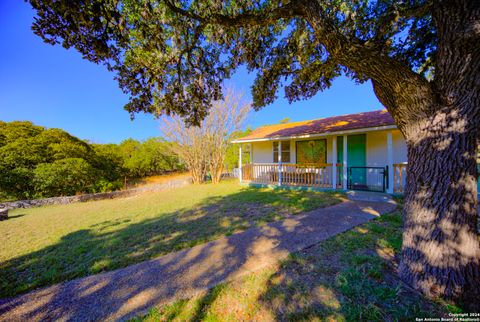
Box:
232 110 408 194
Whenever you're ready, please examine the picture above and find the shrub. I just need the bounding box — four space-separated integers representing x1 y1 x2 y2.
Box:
91 179 123 193
33 158 96 197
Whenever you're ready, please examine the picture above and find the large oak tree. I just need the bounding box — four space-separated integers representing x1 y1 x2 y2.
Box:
29 0 479 308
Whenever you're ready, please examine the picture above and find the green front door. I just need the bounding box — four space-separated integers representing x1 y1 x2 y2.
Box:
347 134 366 187
477 164 480 193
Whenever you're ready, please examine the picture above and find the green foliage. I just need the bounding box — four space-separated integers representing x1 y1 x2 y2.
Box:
224 128 253 171
28 0 436 125
0 121 182 200
91 179 123 193
0 121 43 147
91 143 124 182
119 137 184 178
33 158 96 197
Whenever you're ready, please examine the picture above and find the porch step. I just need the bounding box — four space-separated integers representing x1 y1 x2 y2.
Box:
347 190 396 205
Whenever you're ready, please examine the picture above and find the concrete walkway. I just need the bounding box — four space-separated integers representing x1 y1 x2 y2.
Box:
346 190 396 203
0 200 396 322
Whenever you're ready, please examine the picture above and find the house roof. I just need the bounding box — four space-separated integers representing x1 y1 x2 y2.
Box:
234 110 396 142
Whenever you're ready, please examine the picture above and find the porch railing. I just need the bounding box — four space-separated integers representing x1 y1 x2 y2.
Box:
393 163 407 193
241 163 342 188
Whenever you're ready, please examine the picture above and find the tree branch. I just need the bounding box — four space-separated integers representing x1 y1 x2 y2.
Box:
301 2 434 135
164 0 304 26
372 1 433 42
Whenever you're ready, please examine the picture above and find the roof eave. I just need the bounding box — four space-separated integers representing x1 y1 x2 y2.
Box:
231 124 398 143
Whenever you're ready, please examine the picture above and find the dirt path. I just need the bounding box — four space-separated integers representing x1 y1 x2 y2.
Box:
0 200 396 322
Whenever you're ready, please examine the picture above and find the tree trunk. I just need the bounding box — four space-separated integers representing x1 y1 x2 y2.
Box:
398 106 480 310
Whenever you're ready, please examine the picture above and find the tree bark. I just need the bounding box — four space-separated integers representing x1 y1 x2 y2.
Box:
305 0 480 308
398 3 480 309
398 106 480 310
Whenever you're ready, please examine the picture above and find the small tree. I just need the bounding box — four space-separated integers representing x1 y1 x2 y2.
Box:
161 119 209 184
205 89 251 183
161 88 250 184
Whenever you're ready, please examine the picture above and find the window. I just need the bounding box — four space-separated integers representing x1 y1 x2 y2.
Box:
296 139 327 164
273 141 290 163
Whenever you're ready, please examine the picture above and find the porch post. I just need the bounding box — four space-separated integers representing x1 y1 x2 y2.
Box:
387 131 394 193
343 135 348 189
249 143 253 164
278 141 282 186
332 136 337 189
238 144 242 183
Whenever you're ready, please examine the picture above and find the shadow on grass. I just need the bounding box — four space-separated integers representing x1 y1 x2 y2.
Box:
138 212 452 321
253 212 445 321
0 186 346 320
3 214 25 220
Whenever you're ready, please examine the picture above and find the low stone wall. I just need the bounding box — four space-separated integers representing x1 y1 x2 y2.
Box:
0 177 192 210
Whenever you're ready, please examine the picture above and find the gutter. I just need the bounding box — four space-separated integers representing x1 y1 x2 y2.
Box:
231 124 398 144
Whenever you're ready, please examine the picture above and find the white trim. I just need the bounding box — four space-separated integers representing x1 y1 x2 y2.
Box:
332 136 337 189
290 139 295 163
249 142 253 164
238 144 242 183
231 125 398 143
278 141 282 186
272 141 275 162
343 135 348 189
387 131 394 194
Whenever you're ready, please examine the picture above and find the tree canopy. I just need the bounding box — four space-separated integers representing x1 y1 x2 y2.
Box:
0 121 183 199
29 0 436 127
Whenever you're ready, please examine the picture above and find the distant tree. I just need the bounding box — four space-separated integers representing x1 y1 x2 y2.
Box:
161 88 250 184
0 123 58 198
279 117 291 124
33 158 96 197
0 166 34 199
0 121 43 147
224 128 253 171
0 121 184 199
119 138 143 179
204 89 251 183
140 138 184 174
160 119 209 184
92 143 124 182
119 137 182 179
40 129 94 162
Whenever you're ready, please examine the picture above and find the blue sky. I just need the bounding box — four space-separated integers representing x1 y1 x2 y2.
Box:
0 1 383 144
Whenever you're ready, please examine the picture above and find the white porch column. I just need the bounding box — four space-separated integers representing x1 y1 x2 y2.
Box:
249 143 253 164
278 141 282 186
343 135 348 189
387 131 394 193
332 136 337 189
290 140 295 163
238 144 243 183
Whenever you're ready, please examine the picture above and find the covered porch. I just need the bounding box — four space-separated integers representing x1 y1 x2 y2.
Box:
236 130 408 194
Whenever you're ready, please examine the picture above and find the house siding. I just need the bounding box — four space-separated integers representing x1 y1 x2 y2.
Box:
366 130 407 166
366 131 388 167
250 129 408 166
393 131 407 164
252 141 273 163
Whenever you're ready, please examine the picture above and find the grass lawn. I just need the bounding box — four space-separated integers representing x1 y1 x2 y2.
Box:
0 180 343 298
134 210 459 322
